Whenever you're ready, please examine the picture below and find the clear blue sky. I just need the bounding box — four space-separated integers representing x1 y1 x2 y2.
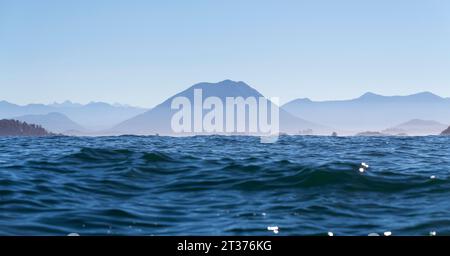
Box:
1 0 450 107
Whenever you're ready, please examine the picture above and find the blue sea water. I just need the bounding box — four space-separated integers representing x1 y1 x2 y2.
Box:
0 135 449 236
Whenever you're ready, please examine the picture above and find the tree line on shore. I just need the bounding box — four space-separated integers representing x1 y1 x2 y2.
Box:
0 119 52 136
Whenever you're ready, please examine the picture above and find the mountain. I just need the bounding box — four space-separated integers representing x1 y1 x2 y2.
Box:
113 80 328 135
0 119 52 136
282 92 450 133
14 112 85 134
0 101 147 130
48 100 83 108
441 127 450 135
383 119 448 136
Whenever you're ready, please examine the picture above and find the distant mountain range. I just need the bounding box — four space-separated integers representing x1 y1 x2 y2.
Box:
14 112 85 134
282 92 450 134
2 81 450 136
113 80 329 135
0 101 147 131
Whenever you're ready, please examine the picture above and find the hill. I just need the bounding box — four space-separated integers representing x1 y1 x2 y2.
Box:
14 112 85 134
0 119 52 136
383 119 448 136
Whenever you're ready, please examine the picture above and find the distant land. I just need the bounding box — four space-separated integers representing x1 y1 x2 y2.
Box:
0 119 52 136
383 119 448 136
442 127 450 135
356 131 390 137
282 92 450 134
112 80 330 135
14 112 85 134
2 80 450 136
0 101 147 131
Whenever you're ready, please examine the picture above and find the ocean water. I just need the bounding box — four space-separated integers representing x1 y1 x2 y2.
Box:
0 135 449 236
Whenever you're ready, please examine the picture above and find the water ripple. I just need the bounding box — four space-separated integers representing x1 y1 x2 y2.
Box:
0 135 449 235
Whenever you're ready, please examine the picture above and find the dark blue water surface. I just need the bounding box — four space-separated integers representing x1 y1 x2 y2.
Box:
0 135 449 236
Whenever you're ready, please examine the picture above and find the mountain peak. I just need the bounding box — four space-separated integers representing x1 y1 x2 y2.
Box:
177 80 263 100
290 98 312 104
219 79 241 84
0 100 13 106
358 92 382 99
50 100 82 108
410 91 442 100
192 80 249 88
86 101 111 107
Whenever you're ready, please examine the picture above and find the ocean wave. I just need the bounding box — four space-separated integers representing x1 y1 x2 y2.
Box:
1 136 450 235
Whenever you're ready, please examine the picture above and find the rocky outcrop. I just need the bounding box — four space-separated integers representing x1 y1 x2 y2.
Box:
441 126 450 135
0 119 52 136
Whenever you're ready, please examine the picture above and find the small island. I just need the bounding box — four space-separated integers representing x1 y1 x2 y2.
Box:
356 131 389 136
0 119 52 136
441 126 450 135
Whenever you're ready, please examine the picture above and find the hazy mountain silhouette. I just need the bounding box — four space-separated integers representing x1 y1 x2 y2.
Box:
113 80 328 135
14 112 85 134
282 92 450 133
383 119 448 136
48 100 83 108
0 101 147 130
0 119 52 136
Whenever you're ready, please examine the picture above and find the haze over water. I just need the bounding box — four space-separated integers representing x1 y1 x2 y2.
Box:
0 135 449 235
